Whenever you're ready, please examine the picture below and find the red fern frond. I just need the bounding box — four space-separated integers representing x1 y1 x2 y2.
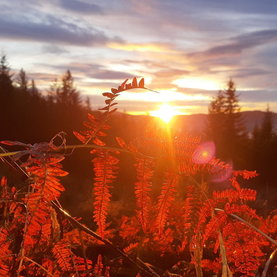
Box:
110 77 145 94
52 241 74 272
203 212 227 242
183 183 209 242
73 256 93 273
94 254 104 276
134 158 154 233
213 188 256 202
92 150 119 238
23 202 52 249
74 113 108 145
174 135 201 175
260 211 277 235
119 216 140 241
0 228 13 275
224 203 260 220
156 173 179 234
26 160 67 201
230 170 258 191
233 170 258 179
222 221 267 276
20 150 67 251
123 242 139 254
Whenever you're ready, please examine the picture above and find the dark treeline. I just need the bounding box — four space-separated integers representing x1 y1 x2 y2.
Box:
0 55 276 216
206 79 277 211
0 55 88 143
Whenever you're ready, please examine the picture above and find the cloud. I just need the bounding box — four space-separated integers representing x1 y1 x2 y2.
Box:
43 44 69 54
59 0 103 14
108 42 174 53
189 29 277 60
47 62 132 80
154 69 190 78
0 15 120 46
239 90 277 103
166 0 277 16
231 68 270 79
49 62 102 73
90 70 132 80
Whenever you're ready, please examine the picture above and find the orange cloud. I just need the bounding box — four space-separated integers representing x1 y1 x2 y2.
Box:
107 42 174 53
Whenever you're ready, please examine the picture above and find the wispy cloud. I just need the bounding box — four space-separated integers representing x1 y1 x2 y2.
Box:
189 29 277 62
59 0 103 14
0 15 121 46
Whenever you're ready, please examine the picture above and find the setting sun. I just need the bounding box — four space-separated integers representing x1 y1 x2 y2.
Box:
150 103 178 123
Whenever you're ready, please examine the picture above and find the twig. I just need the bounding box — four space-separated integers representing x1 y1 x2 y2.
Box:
218 231 233 277
0 151 20 157
0 144 153 160
62 144 153 159
261 248 277 277
51 201 160 277
24 256 55 277
214 208 277 246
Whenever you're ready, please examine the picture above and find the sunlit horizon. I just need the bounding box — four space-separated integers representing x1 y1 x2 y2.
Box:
149 103 181 123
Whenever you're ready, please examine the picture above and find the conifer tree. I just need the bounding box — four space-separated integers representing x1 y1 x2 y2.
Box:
251 106 277 203
206 90 225 149
0 55 13 96
85 96 91 112
48 70 85 135
56 70 81 108
259 105 274 140
16 68 28 92
30 79 39 97
206 79 247 166
0 55 14 138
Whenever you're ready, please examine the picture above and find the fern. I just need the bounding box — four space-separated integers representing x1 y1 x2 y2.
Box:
134 158 153 233
52 241 73 272
213 188 256 203
0 228 13 276
92 150 119 238
156 173 179 234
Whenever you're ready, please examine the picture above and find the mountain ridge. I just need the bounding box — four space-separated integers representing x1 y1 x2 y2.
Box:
119 110 277 135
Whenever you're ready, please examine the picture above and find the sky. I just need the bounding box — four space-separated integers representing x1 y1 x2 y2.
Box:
0 0 277 115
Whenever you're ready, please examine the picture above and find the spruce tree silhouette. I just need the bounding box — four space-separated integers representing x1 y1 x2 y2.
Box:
206 80 247 167
0 55 14 139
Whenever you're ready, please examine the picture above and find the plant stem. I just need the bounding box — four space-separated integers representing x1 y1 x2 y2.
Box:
51 201 160 277
215 208 277 246
24 256 55 277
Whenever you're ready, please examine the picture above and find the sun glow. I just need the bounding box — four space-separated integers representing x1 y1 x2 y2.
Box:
150 103 178 123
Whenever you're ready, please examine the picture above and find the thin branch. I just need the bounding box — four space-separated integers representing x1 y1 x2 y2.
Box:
262 248 277 277
144 87 160 94
0 144 153 160
218 231 233 277
51 201 160 277
215 208 277 246
24 256 55 277
0 151 20 157
62 144 152 159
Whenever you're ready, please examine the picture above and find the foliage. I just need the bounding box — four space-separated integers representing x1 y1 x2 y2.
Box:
0 77 276 277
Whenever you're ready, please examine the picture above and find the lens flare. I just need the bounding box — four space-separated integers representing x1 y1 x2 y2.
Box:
210 161 233 183
192 141 215 164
